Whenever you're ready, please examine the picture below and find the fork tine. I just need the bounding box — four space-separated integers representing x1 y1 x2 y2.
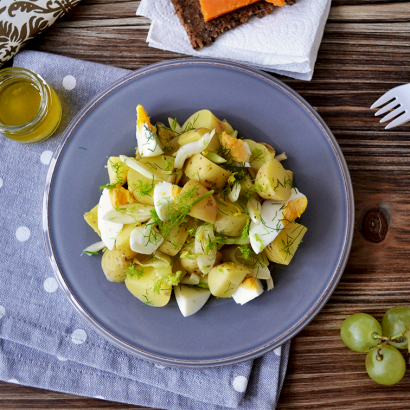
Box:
380 107 405 123
375 100 399 116
370 89 397 109
385 112 410 129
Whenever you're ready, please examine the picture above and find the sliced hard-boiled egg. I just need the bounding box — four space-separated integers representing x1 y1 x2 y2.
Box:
153 181 181 222
279 189 308 225
249 188 307 254
249 201 285 254
174 285 211 317
232 275 264 305
220 132 251 164
129 220 164 254
136 105 163 157
97 189 123 250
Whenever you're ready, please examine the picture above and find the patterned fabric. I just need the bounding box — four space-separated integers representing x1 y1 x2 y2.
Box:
0 0 81 65
0 50 290 409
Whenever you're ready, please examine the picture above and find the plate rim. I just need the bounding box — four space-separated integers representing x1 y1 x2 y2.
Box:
43 57 354 368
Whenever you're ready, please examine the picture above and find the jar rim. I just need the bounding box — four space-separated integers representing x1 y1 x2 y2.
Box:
0 67 49 133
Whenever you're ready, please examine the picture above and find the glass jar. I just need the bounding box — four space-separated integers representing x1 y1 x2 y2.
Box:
0 67 62 143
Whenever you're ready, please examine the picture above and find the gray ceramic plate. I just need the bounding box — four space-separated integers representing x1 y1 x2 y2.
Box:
44 58 354 368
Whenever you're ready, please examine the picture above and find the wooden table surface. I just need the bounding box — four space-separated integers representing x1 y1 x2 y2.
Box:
2 0 410 408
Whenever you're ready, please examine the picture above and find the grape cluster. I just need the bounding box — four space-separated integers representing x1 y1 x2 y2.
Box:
341 306 410 385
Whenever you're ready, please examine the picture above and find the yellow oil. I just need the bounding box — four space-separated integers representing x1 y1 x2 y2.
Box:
0 77 62 144
0 79 41 126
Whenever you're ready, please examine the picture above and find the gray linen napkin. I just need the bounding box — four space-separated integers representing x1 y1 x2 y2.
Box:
0 50 290 409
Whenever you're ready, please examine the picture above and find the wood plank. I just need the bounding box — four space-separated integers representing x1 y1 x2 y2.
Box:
329 2 410 21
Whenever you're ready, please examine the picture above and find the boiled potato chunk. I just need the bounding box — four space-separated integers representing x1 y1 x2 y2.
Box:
107 156 130 187
127 168 155 206
84 205 100 236
116 224 138 259
245 140 275 171
178 128 220 154
208 262 250 298
184 154 231 190
101 246 131 283
261 143 276 155
178 128 209 145
182 110 225 134
162 136 180 156
214 197 248 236
174 285 211 317
159 222 190 256
255 159 292 201
179 239 199 273
265 223 307 265
125 266 171 307
177 180 217 224
286 170 293 183
221 119 234 135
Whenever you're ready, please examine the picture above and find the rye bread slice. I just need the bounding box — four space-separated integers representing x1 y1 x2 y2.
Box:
171 0 295 50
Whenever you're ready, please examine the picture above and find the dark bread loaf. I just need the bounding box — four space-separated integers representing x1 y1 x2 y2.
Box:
171 0 294 50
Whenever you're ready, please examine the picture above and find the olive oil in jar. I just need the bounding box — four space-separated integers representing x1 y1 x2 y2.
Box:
0 79 41 126
0 67 62 144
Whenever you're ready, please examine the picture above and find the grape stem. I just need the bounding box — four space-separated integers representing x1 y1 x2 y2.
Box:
370 329 408 357
373 330 407 343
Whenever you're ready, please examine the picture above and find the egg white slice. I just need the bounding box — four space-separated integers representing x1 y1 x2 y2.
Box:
174 285 211 317
153 181 177 222
249 188 307 254
232 277 263 305
249 201 285 254
129 220 164 255
97 189 123 250
174 129 215 169
136 122 163 158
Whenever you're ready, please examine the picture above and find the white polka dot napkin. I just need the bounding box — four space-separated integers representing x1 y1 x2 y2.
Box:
0 50 290 409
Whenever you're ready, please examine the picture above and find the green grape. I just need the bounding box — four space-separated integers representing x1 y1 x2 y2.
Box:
340 313 381 353
381 306 410 349
365 345 406 385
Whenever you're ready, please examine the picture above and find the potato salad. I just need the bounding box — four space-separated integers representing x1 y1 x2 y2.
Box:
83 106 308 317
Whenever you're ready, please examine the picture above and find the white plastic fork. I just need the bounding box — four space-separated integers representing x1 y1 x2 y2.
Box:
370 83 410 129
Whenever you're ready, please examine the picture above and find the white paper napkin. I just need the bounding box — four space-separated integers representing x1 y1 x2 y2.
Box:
137 0 331 81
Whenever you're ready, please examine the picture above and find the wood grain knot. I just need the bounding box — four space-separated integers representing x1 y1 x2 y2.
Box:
361 208 388 243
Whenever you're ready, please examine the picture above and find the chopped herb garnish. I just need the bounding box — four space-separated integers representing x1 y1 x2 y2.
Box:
126 263 145 279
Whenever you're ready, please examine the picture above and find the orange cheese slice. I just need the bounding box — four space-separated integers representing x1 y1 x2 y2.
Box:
199 0 261 22
265 0 286 6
